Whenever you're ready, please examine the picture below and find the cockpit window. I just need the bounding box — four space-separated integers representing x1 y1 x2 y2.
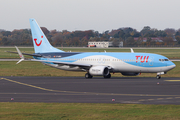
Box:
159 59 169 61
159 59 164 62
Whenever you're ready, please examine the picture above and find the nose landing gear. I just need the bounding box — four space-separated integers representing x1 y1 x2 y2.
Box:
156 75 161 79
156 72 166 79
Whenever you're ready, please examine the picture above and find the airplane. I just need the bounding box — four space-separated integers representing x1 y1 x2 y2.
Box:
8 18 176 79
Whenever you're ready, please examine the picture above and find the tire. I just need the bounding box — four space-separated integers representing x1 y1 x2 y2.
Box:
104 73 111 78
156 75 161 79
85 73 93 79
85 73 89 79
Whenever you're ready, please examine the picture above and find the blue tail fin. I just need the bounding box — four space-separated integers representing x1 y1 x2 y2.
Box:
29 18 64 53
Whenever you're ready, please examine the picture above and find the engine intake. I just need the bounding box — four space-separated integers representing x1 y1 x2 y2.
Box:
89 66 109 76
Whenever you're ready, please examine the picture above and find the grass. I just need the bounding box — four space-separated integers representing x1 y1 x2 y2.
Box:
1 47 180 59
0 61 85 77
0 61 179 77
0 103 180 120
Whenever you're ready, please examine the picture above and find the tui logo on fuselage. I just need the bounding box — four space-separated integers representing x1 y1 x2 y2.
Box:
136 56 149 63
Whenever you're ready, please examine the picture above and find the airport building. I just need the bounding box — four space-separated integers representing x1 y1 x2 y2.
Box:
88 41 123 48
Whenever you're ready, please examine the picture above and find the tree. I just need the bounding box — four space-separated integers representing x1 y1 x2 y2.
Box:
40 27 49 35
164 28 175 36
154 30 167 37
52 33 64 47
1 31 11 37
114 30 125 39
175 29 180 36
1 37 10 45
111 38 120 47
71 37 80 47
175 36 180 44
140 26 151 36
163 37 173 46
125 37 136 46
146 37 152 45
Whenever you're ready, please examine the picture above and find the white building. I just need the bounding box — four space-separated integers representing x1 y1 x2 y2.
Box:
88 42 109 48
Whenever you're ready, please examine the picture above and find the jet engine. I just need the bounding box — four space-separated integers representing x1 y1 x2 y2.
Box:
89 66 109 76
121 72 140 76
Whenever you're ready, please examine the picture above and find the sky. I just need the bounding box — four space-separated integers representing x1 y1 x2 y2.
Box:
0 0 180 33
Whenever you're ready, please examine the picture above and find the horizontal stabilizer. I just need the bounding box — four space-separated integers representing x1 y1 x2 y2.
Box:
6 51 42 57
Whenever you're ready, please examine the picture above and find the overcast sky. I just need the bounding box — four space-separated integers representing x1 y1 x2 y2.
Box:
0 0 180 33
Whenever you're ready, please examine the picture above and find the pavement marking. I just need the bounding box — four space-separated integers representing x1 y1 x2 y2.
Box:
147 99 154 101
1 78 76 93
166 97 173 99
157 98 164 100
165 80 180 82
0 92 97 95
137 97 180 102
1 77 180 97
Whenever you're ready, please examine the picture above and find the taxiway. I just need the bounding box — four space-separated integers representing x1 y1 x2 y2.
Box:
0 76 180 104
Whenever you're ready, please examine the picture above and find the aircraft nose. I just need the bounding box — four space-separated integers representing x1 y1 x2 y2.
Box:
168 61 176 70
172 64 176 69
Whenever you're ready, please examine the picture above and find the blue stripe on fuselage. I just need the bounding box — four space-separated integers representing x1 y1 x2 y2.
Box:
34 52 175 68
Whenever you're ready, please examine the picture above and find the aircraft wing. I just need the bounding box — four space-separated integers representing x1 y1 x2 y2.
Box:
31 59 92 68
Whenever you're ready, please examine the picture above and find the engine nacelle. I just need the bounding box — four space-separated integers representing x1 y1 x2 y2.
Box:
121 72 140 76
89 66 109 76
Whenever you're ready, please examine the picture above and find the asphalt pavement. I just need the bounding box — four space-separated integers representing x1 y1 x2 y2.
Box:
0 76 180 104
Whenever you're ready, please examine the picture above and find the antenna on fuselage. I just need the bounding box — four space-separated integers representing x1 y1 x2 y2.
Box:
130 48 134 53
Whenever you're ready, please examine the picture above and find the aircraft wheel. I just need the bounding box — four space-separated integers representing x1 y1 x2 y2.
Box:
156 75 161 79
108 73 111 78
85 73 93 79
104 73 111 78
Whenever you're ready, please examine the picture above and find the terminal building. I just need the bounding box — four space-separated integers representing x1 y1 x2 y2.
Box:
88 41 123 48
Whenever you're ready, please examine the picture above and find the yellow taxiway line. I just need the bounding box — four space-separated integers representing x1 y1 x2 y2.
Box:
165 80 180 82
1 77 180 97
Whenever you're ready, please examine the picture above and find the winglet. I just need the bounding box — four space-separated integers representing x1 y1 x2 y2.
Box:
130 48 134 53
15 46 24 64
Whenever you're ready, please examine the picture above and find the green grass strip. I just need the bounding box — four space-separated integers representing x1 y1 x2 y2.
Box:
0 103 180 120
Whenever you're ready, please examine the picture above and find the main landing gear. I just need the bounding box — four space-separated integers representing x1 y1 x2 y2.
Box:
85 73 93 79
104 73 111 78
85 73 111 79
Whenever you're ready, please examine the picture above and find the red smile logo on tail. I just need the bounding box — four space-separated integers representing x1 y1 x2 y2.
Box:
34 36 43 46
